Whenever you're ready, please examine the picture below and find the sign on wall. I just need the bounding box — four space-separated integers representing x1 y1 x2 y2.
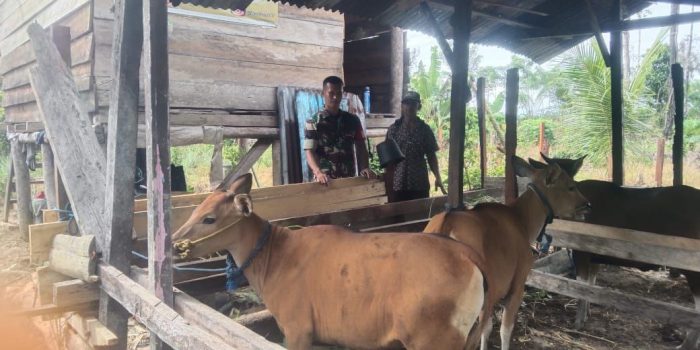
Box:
168 0 279 27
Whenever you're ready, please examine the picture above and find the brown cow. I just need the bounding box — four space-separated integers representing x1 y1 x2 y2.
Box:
536 154 700 349
424 156 590 350
172 173 486 350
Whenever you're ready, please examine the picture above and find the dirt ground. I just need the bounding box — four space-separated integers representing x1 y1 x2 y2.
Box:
0 218 694 349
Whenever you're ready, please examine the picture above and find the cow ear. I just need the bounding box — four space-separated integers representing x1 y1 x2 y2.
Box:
545 164 563 186
570 155 586 177
233 194 253 217
540 152 553 164
513 156 534 178
224 173 253 194
528 158 547 169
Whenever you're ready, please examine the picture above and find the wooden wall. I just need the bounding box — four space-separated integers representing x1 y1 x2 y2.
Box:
0 0 93 124
343 30 405 116
0 0 344 125
91 1 344 123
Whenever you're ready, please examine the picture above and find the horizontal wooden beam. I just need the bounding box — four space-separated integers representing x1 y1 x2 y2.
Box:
129 267 284 350
53 279 100 307
547 220 700 272
100 263 277 350
526 269 700 329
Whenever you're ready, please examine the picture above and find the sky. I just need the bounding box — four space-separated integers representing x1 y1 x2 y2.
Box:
407 3 699 73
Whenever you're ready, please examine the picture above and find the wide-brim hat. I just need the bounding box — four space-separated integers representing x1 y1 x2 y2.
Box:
377 138 405 168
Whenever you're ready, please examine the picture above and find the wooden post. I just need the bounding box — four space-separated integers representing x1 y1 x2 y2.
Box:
3 161 14 223
538 122 549 156
99 0 143 349
143 0 173 349
446 0 471 210
390 27 404 118
10 140 32 239
671 63 684 186
504 68 519 205
209 129 224 189
271 140 283 186
41 144 57 209
50 26 71 216
476 77 487 188
610 0 624 186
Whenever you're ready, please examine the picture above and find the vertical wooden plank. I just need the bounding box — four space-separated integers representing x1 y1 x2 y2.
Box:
28 23 109 242
10 140 32 239
477 77 487 188
209 130 224 189
271 140 283 186
389 27 404 118
99 0 143 349
671 63 684 186
3 161 14 223
446 0 471 210
538 122 548 156
143 0 173 349
504 68 519 205
41 144 57 209
277 87 293 184
50 25 71 218
610 0 624 186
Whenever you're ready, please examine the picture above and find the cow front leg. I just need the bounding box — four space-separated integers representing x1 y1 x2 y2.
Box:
573 251 598 330
284 327 313 350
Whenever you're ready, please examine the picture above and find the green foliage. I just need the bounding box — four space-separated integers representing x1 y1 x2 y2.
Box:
411 47 452 149
645 44 671 112
518 118 555 147
223 139 244 166
171 144 214 192
557 33 665 166
687 81 700 152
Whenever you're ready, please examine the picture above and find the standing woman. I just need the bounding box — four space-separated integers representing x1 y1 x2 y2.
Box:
385 91 446 202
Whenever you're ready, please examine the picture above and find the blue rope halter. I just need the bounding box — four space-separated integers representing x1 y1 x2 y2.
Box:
226 222 273 291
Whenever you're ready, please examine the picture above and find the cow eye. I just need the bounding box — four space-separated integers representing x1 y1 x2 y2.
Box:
202 217 216 225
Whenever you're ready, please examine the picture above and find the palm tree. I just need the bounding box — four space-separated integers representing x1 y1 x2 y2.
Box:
558 33 667 171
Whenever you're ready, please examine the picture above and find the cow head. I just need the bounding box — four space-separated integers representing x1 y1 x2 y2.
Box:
172 173 254 259
531 153 587 178
513 156 590 220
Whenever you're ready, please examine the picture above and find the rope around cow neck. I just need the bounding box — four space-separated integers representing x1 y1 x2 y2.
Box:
225 221 273 291
526 183 554 250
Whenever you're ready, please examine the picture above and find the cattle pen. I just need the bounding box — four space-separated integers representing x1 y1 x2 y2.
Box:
1 0 700 349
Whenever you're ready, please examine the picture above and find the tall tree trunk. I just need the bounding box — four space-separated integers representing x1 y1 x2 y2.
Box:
623 31 631 79
655 4 680 186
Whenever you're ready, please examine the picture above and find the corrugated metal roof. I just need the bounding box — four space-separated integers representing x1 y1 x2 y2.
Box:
174 0 651 63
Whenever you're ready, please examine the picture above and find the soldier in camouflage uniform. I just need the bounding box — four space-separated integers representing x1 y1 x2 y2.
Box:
304 76 375 184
